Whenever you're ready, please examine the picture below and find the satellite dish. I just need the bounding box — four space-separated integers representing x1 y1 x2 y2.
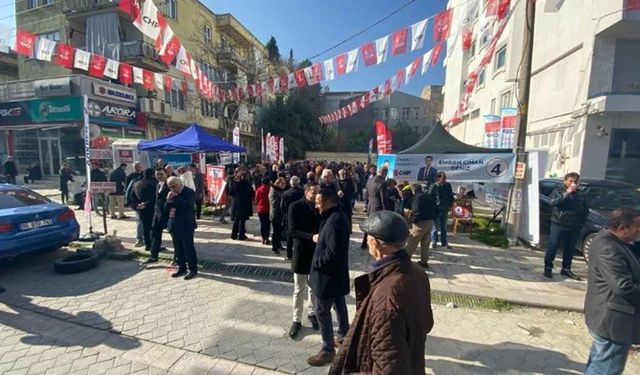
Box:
80 124 102 140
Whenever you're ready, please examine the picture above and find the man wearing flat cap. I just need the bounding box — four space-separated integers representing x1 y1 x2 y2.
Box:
330 210 434 375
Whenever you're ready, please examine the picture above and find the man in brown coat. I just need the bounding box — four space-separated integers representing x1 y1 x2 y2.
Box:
330 210 433 374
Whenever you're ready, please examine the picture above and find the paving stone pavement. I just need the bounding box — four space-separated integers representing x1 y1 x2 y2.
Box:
0 252 638 374
68 203 587 311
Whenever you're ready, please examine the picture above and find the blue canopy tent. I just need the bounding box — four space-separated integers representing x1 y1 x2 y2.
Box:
138 123 246 153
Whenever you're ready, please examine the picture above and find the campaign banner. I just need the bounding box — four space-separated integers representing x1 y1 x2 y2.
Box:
482 115 502 148
392 153 516 183
500 107 518 149
376 154 397 178
206 164 227 205
232 126 240 164
158 153 192 168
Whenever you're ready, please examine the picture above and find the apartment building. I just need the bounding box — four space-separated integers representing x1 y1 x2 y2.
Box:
442 0 640 185
0 0 270 174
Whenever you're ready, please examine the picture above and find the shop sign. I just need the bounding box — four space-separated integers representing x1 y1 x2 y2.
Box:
89 149 112 159
118 149 134 163
123 128 147 139
0 101 31 125
90 182 116 193
92 83 136 104
30 97 83 122
87 99 136 127
34 77 72 97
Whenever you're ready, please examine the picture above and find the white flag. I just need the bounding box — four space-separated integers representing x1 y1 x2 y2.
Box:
273 77 280 92
410 18 429 51
154 73 164 90
103 58 120 79
304 65 318 85
189 58 198 81
287 72 297 89
421 49 433 75
375 35 389 64
158 26 174 55
35 37 56 61
176 46 191 75
133 66 144 84
133 0 164 41
323 58 335 81
346 48 358 73
73 49 91 71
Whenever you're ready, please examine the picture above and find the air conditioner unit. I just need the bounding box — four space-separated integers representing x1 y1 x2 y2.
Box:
138 98 151 113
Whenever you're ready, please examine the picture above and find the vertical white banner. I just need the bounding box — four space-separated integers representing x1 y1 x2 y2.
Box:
279 137 284 162
232 126 240 164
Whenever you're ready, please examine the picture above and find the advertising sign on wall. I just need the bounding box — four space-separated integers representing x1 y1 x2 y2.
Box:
30 97 83 122
0 101 31 125
92 82 137 104
206 164 227 205
87 99 136 127
387 153 516 183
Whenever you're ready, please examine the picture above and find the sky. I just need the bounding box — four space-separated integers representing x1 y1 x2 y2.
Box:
0 0 449 96
203 0 448 96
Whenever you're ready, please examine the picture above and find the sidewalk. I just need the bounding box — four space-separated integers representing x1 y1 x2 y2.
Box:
63 200 587 312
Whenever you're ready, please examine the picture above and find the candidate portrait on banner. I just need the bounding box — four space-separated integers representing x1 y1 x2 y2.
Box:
416 155 438 185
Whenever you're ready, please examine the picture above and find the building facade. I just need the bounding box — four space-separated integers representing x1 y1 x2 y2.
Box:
0 0 270 174
442 0 640 185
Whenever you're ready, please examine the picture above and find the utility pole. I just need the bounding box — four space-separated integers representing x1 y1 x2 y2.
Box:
505 0 535 244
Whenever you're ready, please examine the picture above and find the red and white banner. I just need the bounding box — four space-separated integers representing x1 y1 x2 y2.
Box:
375 120 393 155
14 30 36 57
410 18 429 51
133 0 165 42
35 37 56 61
206 164 227 205
89 54 107 78
391 27 408 56
104 58 120 79
482 115 502 148
73 49 91 71
54 43 75 68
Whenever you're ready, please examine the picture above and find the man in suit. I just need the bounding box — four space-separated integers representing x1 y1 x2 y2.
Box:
145 167 170 264
288 182 321 339
307 188 351 367
282 176 305 260
361 167 390 249
190 164 206 220
430 172 455 249
166 176 198 280
584 207 640 375
417 155 437 186
131 168 157 251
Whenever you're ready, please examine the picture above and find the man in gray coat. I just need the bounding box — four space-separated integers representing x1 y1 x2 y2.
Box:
584 207 640 375
361 167 389 249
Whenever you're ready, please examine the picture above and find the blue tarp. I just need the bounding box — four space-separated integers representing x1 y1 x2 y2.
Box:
138 123 246 153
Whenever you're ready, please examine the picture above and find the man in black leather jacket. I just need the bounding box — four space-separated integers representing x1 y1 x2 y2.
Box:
544 172 588 279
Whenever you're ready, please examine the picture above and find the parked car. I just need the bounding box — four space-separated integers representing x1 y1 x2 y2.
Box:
0 184 80 257
539 178 640 262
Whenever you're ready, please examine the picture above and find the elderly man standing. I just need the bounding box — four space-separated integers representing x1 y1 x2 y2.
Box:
282 176 304 260
166 176 198 280
330 210 434 374
584 207 640 375
307 188 351 367
361 166 389 249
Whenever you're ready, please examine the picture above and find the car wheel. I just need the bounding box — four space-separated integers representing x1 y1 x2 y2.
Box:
54 250 99 274
581 232 597 264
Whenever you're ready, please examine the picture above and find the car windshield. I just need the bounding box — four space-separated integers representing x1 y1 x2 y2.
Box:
583 186 640 211
0 189 51 209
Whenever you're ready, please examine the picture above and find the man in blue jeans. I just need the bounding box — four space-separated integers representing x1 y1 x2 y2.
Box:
584 208 640 375
430 172 454 249
307 188 351 367
544 172 588 279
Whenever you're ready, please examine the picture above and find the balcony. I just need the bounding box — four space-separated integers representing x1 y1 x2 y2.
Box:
216 14 258 47
215 46 245 71
139 98 172 119
120 41 170 72
62 0 120 16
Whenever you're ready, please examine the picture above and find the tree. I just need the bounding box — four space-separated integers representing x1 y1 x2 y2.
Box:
342 129 372 152
391 121 421 151
287 48 294 70
265 36 280 63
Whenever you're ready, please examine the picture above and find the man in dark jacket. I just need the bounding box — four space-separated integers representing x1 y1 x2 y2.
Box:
89 162 107 214
307 188 351 367
131 168 157 251
166 176 198 280
282 176 305 260
146 167 170 263
108 163 128 219
544 172 589 279
330 210 433 375
407 184 439 267
190 164 205 220
429 172 455 249
3 156 17 184
126 162 145 247
361 167 390 249
288 183 321 339
584 207 640 375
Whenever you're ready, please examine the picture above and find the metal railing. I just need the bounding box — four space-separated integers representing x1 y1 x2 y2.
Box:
62 0 118 13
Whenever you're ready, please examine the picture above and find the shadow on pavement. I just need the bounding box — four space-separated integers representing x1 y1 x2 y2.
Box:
426 336 585 374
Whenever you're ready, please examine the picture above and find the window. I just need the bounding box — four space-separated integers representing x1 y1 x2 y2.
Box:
389 108 397 120
372 109 379 120
470 41 476 58
470 109 480 119
382 109 388 121
38 31 61 42
170 89 185 110
401 107 410 120
490 98 496 115
203 25 212 43
0 189 49 209
166 0 178 19
412 107 420 120
477 68 486 88
495 45 507 72
27 0 38 9
500 91 512 109
43 0 54 5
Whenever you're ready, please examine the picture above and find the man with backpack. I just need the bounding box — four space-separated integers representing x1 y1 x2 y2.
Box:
125 162 145 247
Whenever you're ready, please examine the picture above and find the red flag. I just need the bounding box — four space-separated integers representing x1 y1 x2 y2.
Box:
267 79 275 93
88 54 106 78
486 0 499 16
391 28 408 56
160 37 180 64
498 0 511 19
627 0 640 9
395 68 405 90
118 0 140 19
375 120 392 154
14 30 37 57
383 79 392 96
294 69 308 87
119 63 133 84
335 53 347 75
431 42 444 66
280 74 289 92
312 63 323 83
163 75 173 91
462 25 474 51
433 9 452 42
361 42 377 66
54 43 75 68
465 71 479 94
142 69 155 89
